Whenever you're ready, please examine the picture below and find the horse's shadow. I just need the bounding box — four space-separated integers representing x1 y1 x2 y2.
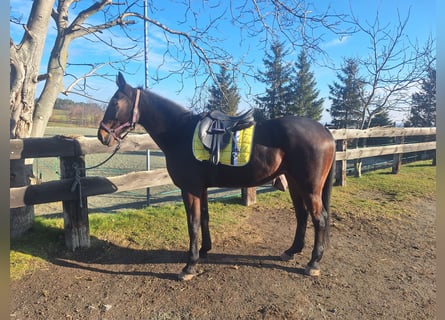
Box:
51 239 306 280
12 219 306 281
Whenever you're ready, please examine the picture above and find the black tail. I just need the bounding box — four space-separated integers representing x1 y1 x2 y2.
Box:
322 151 335 247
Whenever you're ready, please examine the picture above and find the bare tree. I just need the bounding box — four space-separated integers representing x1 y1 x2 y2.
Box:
9 0 348 237
10 0 55 139
10 0 56 237
10 0 142 236
345 9 435 177
124 1 351 104
350 9 435 130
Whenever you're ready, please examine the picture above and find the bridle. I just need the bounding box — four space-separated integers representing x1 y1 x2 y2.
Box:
100 88 141 142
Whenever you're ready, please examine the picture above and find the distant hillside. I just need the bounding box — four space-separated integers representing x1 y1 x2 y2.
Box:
48 98 105 127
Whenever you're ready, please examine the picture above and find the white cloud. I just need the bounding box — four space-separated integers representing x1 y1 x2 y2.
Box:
323 36 350 48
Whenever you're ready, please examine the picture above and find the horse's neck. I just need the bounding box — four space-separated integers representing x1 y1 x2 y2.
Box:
140 90 193 148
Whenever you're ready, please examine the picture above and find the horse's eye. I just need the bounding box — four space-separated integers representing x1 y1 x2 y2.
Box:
112 99 122 112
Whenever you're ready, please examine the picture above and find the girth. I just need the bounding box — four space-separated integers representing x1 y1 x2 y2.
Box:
197 109 255 165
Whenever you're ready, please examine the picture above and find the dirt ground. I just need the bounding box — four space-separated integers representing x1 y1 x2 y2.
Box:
10 195 436 320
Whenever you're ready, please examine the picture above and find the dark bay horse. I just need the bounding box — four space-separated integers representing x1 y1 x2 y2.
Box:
97 72 336 280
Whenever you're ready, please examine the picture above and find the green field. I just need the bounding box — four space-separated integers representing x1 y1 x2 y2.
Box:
44 125 99 137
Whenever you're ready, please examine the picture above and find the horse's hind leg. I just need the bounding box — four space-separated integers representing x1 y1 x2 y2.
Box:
199 188 212 258
280 177 309 261
304 193 328 276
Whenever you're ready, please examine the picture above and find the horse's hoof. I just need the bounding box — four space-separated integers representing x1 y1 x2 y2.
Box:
280 252 294 261
178 271 195 281
304 266 321 277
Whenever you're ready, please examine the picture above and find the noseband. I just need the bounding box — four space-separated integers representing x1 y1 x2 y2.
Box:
100 89 141 142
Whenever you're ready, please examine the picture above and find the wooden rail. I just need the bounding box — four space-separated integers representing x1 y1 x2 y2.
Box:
329 127 436 140
10 133 159 160
10 169 173 209
9 127 436 250
329 127 436 186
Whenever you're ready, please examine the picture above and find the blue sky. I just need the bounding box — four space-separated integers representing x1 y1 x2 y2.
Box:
10 0 436 124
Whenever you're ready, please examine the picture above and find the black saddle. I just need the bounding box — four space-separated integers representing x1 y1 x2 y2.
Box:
198 109 255 165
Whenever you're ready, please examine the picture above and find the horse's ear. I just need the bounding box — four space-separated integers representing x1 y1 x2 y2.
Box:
116 72 126 89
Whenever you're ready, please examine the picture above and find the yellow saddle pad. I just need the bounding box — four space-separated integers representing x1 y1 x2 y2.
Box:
192 123 255 166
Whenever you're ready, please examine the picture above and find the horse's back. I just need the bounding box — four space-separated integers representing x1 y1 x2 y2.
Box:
254 116 334 150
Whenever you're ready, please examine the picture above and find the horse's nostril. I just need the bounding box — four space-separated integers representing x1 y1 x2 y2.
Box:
97 130 104 143
97 129 110 146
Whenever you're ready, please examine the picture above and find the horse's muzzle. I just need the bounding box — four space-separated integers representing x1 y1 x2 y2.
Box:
97 125 115 147
98 120 133 146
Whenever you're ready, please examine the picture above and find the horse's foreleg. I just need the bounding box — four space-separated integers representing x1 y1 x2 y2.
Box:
179 190 201 281
199 188 212 258
305 194 328 277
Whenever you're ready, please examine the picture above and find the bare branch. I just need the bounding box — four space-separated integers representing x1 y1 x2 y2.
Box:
63 63 107 95
347 8 434 128
69 0 113 31
68 13 136 39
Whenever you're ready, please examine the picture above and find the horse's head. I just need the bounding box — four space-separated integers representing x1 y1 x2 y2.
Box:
97 72 141 146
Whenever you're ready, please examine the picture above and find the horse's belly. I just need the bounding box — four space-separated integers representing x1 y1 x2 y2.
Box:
208 147 284 188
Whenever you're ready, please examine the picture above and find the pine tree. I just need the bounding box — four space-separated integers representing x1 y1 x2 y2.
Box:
367 110 393 146
328 58 364 128
407 67 436 127
290 50 324 120
369 110 392 127
255 41 294 120
205 65 240 115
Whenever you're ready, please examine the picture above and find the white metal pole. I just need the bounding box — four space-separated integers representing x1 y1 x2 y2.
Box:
144 0 151 205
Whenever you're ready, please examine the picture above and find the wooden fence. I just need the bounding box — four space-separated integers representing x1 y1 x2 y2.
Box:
9 127 436 250
331 127 436 185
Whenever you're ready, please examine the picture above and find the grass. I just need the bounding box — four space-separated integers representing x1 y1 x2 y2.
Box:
10 160 435 280
331 160 436 220
10 219 65 280
89 203 190 250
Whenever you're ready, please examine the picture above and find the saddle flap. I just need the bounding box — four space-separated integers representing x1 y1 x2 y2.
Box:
196 109 255 165
198 117 231 151
193 120 255 166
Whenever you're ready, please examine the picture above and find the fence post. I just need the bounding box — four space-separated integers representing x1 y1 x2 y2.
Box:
60 155 90 251
241 187 256 206
392 136 404 174
335 139 347 186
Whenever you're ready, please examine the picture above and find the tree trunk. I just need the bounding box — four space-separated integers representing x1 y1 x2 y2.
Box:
31 35 69 137
10 160 35 238
10 0 55 237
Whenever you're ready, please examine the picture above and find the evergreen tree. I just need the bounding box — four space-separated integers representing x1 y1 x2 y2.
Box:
290 50 324 120
369 110 392 127
205 65 240 115
328 58 364 128
255 41 294 119
367 110 393 146
407 67 436 127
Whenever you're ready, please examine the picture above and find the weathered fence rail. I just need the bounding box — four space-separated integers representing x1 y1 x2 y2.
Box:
10 134 172 208
10 127 436 250
330 127 436 185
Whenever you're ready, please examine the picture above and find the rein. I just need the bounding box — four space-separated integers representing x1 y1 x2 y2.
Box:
71 89 141 207
70 140 121 208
